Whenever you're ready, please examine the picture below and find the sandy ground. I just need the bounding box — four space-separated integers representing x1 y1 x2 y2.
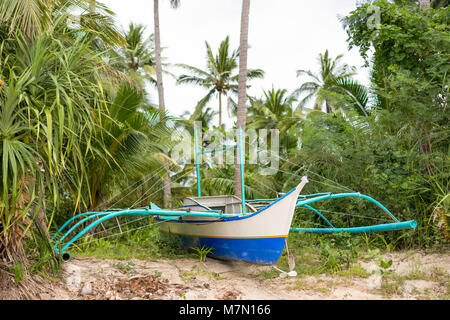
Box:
5 250 447 300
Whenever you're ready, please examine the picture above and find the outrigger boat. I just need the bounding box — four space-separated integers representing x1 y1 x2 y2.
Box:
53 127 417 264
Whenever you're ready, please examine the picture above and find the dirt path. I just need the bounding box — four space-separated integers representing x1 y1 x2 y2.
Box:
30 250 449 300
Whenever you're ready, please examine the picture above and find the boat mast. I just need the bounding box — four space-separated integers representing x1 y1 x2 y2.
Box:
238 126 246 214
194 128 201 197
193 126 246 214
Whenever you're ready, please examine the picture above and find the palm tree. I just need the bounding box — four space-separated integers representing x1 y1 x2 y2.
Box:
153 0 179 114
153 0 180 208
0 0 52 36
247 88 295 129
87 84 171 210
247 88 302 152
234 0 251 200
247 87 303 136
109 22 174 92
181 107 217 130
0 0 125 46
109 23 156 89
332 77 370 116
176 36 264 129
296 49 356 114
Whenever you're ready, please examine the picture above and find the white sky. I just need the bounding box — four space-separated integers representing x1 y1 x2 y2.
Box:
102 0 369 128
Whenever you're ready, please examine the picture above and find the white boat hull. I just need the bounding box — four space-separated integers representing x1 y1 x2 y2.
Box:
160 178 308 264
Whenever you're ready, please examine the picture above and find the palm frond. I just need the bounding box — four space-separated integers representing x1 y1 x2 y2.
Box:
176 74 210 87
334 77 370 116
0 0 52 36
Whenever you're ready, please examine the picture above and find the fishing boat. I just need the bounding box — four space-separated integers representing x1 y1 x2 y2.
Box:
52 126 417 264
158 177 309 264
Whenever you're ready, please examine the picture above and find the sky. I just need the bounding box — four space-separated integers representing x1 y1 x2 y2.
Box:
102 0 369 128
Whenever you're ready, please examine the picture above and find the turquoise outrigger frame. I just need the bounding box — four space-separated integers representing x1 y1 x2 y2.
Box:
53 127 248 259
247 192 417 234
291 193 417 233
52 126 417 260
52 206 242 259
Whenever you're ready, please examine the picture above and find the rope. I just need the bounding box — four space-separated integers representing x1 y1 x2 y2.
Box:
209 138 396 226
243 138 356 193
318 209 392 222
127 167 195 209
276 168 352 193
88 214 157 238
101 164 168 209
75 219 168 248
54 167 197 252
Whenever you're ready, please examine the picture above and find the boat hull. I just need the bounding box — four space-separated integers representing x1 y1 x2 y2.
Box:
159 179 307 264
164 233 287 264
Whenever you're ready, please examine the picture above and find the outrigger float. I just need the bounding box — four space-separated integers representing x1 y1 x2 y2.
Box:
53 127 417 264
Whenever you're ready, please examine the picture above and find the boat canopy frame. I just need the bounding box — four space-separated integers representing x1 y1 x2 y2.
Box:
194 126 246 214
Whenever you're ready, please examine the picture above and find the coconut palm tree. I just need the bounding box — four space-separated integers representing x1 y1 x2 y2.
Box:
176 36 264 129
153 0 180 208
109 22 173 92
0 0 52 36
296 49 356 114
153 0 179 114
247 88 302 152
246 87 303 131
181 107 218 130
0 0 125 46
247 88 296 128
332 77 370 116
87 84 172 210
234 0 251 200
109 23 156 88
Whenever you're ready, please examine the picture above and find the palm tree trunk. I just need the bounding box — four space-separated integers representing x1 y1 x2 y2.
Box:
218 91 223 129
154 0 165 112
36 159 49 239
234 0 250 200
218 92 223 168
154 0 172 207
326 101 333 114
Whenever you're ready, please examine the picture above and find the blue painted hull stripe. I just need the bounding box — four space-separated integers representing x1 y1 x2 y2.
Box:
164 232 287 265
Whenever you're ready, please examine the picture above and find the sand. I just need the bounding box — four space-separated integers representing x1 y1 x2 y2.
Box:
2 250 447 300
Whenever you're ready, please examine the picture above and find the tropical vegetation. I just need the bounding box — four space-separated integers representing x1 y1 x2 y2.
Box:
0 0 448 287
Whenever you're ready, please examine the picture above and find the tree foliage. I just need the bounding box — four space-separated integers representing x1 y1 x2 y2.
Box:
0 0 448 274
